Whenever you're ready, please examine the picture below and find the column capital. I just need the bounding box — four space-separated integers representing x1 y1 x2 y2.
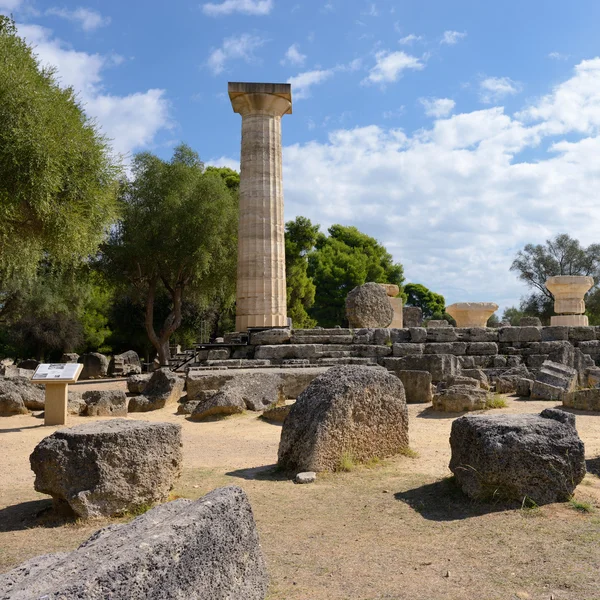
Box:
229 82 292 117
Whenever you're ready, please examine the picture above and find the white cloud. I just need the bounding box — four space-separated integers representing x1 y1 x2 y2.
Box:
202 0 273 16
206 33 266 75
479 76 522 104
278 58 600 310
206 156 240 171
441 30 466 45
0 0 22 11
18 23 170 158
288 69 334 100
281 43 306 67
420 97 456 118
399 34 421 45
548 51 570 61
45 7 110 31
383 106 404 119
363 50 424 85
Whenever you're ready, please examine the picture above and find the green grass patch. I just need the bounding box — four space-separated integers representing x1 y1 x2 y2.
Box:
336 451 356 472
569 498 594 513
486 395 508 409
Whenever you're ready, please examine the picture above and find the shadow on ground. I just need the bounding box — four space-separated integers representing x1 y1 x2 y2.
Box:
0 499 78 532
586 457 600 477
394 477 512 521
225 464 289 482
416 407 462 419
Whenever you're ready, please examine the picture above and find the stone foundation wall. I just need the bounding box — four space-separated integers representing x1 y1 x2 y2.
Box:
194 326 598 381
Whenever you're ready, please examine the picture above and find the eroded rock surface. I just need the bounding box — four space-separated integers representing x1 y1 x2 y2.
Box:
30 419 182 518
0 486 268 600
449 409 585 504
278 366 408 473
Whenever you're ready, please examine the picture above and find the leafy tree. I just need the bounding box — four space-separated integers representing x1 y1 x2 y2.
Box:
285 216 319 329
204 166 240 191
101 144 237 365
502 306 525 326
404 283 445 319
308 225 405 327
510 233 600 321
0 16 120 280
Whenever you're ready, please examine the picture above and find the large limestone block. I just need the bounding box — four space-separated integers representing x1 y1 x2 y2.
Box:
108 350 142 376
449 409 585 504
128 368 185 412
0 380 30 416
432 386 490 412
531 361 577 401
278 366 408 473
127 373 151 394
403 306 423 328
383 354 459 382
397 370 432 403
250 328 292 345
564 388 600 411
345 282 394 328
82 390 128 417
79 352 109 379
30 419 182 518
446 302 499 328
0 486 269 600
189 372 285 421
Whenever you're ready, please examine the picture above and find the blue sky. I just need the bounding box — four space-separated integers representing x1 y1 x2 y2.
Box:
4 0 600 314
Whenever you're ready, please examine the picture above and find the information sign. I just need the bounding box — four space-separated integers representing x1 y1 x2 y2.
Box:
32 363 82 383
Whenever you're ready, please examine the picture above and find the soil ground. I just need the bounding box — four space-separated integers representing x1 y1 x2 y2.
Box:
1 379 600 600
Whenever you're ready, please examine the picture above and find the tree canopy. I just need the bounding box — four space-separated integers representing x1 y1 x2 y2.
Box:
0 16 120 280
307 225 405 327
100 144 237 364
510 233 600 323
285 216 319 329
404 283 445 319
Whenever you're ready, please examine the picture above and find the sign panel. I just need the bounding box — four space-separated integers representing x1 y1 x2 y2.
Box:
32 363 82 383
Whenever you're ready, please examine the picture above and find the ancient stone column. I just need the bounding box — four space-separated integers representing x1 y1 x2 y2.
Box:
229 82 292 332
546 275 594 326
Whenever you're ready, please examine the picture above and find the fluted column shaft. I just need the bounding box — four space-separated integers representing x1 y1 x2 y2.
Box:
230 91 291 332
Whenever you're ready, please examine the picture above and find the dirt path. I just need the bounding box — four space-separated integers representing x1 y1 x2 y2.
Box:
1 380 600 600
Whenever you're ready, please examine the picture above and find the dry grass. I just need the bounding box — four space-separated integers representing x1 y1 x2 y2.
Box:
2 393 600 599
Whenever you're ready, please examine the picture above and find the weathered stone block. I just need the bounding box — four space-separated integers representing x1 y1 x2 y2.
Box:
403 306 423 328
426 328 458 342
520 317 542 327
108 351 142 376
250 328 292 345
397 370 432 403
541 326 569 341
30 420 182 518
493 356 508 367
424 342 466 355
79 352 109 379
383 354 458 382
389 328 411 343
516 378 533 397
564 388 600 411
128 369 185 412
393 343 424 356
527 354 550 369
82 390 127 417
449 409 585 504
0 486 268 600
254 344 321 361
467 342 498 355
208 348 231 361
460 368 490 389
409 327 427 343
278 366 408 473
346 282 393 328
568 326 596 342
432 385 489 412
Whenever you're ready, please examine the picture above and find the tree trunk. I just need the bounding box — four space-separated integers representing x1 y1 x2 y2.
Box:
144 277 184 367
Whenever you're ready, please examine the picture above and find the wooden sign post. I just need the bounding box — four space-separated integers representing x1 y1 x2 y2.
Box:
31 363 84 426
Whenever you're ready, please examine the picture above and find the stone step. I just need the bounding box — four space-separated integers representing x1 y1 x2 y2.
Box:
316 358 377 365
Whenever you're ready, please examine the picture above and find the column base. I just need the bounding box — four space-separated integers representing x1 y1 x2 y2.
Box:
236 314 288 333
551 315 589 326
